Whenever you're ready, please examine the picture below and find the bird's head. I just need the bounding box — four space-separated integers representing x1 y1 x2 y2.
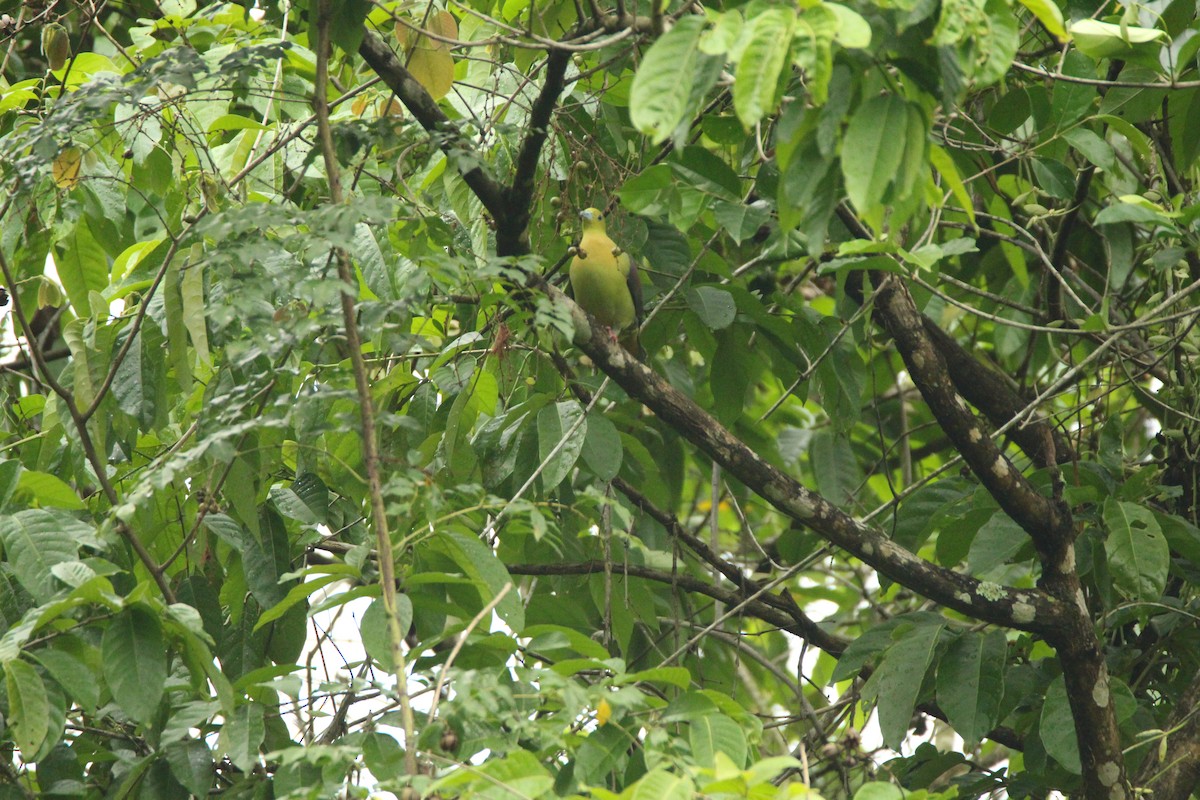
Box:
579 207 606 232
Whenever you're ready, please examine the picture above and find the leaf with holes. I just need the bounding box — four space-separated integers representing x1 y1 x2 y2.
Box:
1104 499 1169 601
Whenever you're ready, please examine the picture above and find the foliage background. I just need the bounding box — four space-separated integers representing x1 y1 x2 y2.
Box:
1 0 1200 798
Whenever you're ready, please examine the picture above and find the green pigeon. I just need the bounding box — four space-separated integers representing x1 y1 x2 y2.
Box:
569 207 644 357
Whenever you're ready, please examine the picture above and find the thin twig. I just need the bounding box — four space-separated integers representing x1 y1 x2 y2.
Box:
313 0 417 777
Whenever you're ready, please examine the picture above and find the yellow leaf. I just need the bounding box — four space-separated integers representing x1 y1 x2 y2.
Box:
596 698 612 726
407 45 454 101
402 11 458 101
428 10 458 40
52 146 82 189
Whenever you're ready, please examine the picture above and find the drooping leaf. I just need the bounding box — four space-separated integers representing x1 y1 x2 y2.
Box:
630 17 711 144
165 738 214 797
580 412 622 482
689 712 748 768
1039 678 1082 773
54 217 108 318
842 95 912 214
871 619 944 749
732 8 796 128
686 286 737 330
102 605 167 724
935 630 1006 746
5 658 49 756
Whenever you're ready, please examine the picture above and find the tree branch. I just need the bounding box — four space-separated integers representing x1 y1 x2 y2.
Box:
503 48 571 255
838 207 1075 468
316 6 417 777
872 273 1071 557
545 282 1071 636
358 29 509 227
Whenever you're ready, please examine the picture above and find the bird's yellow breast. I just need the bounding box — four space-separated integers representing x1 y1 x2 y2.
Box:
570 231 636 331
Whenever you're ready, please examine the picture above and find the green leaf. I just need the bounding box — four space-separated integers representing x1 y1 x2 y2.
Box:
936 630 1006 746
16 471 84 511
102 605 167 724
165 739 214 797
0 510 84 602
685 286 737 330
967 511 1028 575
1070 18 1165 59
243 506 293 609
0 460 23 512
329 0 371 53
220 702 265 773
1064 128 1116 172
180 258 210 366
581 412 622 481
113 324 167 430
853 783 904 800
524 625 611 660
29 635 100 713
5 658 49 756
360 595 414 671
163 258 191 392
630 768 695 800
575 723 628 784
437 531 524 631
252 574 341 631
733 8 796 127
809 428 865 507
1017 0 1066 40
1039 678 1081 773
363 731 406 782
826 3 871 48
631 17 710 144
536 400 587 490
619 164 675 216
712 200 771 243
872 619 944 749
475 749 554 797
1095 200 1174 226
842 95 912 213
929 145 976 225
54 217 108 318
1104 498 1169 601
689 712 747 768
614 666 692 689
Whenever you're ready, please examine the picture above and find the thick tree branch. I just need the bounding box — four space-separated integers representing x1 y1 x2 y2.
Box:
871 277 1128 797
358 30 509 227
919 320 1070 468
503 49 571 255
839 208 1075 468
611 476 846 654
546 283 1070 636
872 274 1071 557
360 29 571 258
